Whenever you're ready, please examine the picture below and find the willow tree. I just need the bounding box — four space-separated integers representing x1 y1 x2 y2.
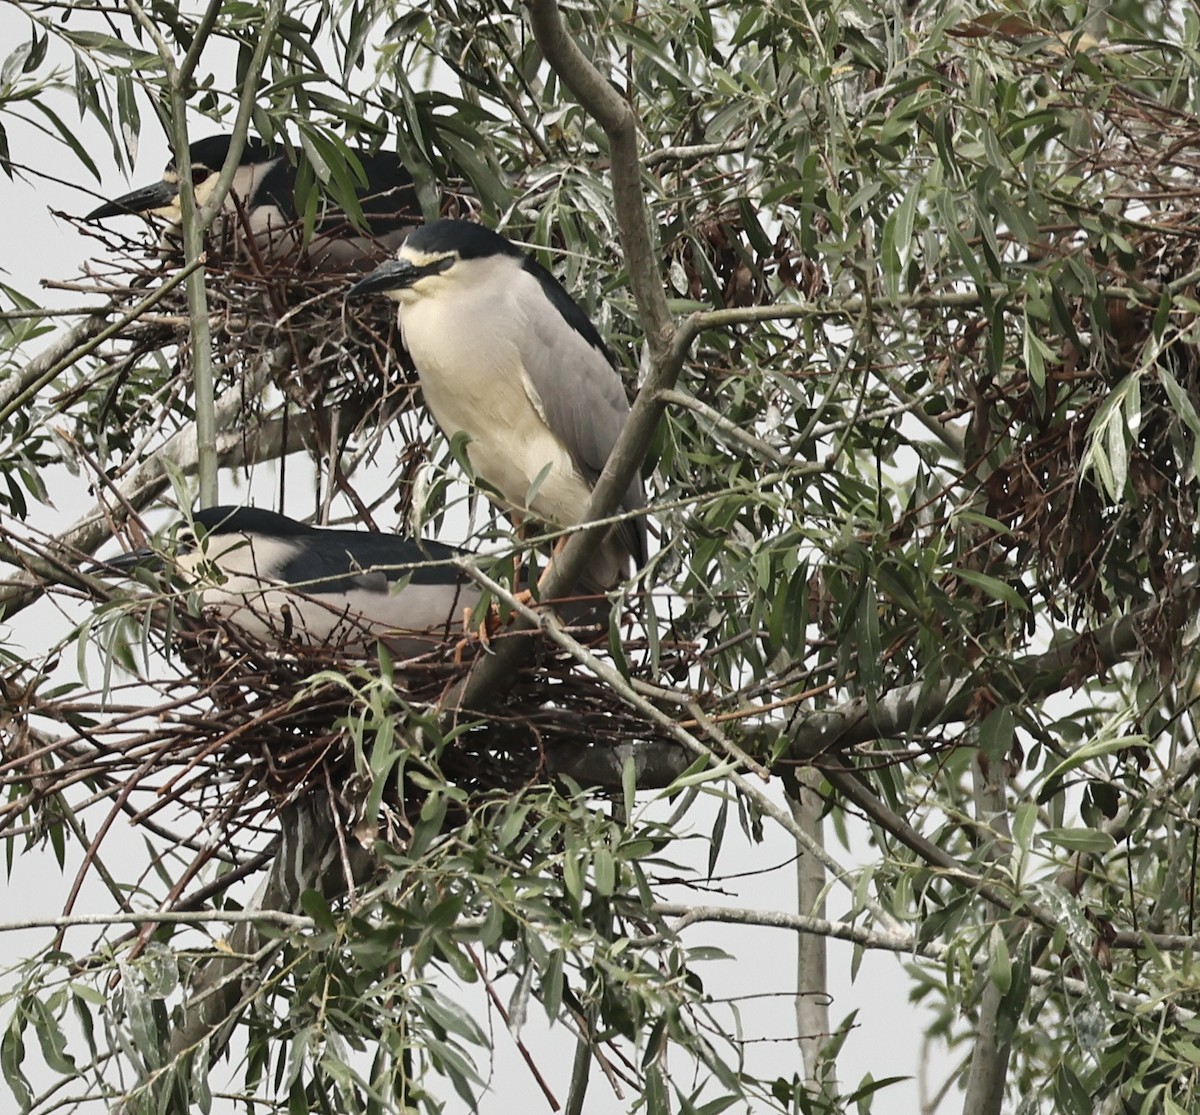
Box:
1 1 1197 1113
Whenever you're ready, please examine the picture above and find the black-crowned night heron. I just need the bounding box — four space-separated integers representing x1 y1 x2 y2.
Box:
93 506 487 659
345 219 646 591
86 133 421 269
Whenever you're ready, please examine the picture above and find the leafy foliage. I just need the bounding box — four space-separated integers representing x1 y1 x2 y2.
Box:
6 0 1200 1113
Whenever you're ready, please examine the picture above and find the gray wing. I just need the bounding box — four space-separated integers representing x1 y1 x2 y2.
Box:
518 274 647 563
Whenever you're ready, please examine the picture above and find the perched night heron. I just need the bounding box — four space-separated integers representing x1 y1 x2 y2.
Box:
92 506 491 660
86 133 422 269
345 219 646 591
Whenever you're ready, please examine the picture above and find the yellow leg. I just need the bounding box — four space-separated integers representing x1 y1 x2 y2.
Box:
452 604 500 664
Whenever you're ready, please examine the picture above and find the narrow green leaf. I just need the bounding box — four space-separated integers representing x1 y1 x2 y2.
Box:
1040 735 1145 788
300 890 336 930
593 847 615 896
562 847 583 905
989 925 1012 993
855 585 882 711
1012 801 1037 856
1040 827 1116 854
541 950 564 1020
1 1019 32 1111
622 754 637 818
955 569 1028 611
978 704 1014 766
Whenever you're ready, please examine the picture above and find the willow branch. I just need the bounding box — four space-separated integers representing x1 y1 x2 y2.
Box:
444 2 689 712
777 573 1194 760
0 908 313 934
0 312 111 408
544 566 1198 795
526 0 674 355
963 755 1017 1115
128 0 284 503
454 560 903 932
0 259 203 426
790 771 832 1091
0 349 296 619
163 796 371 1069
647 903 1197 1008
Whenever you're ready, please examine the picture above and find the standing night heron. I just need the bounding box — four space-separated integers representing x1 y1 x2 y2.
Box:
86 133 422 269
345 219 646 591
93 506 492 660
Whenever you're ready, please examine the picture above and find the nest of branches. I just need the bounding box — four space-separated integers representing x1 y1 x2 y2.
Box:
0 212 708 908
896 75 1200 624
57 211 429 507
0 575 694 871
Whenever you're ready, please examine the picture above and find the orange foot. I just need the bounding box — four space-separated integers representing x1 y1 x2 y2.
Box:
452 604 505 664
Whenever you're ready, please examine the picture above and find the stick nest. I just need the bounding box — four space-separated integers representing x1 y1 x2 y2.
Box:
53 210 440 523
1 214 700 911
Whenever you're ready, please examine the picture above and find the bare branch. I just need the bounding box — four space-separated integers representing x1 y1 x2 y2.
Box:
644 139 749 167
962 754 1017 1115
525 0 674 355
790 771 833 1092
647 903 1194 1016
129 0 285 502
0 258 204 425
0 908 313 934
0 346 294 618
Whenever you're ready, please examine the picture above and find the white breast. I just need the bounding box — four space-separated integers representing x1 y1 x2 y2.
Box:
399 264 593 530
177 534 477 659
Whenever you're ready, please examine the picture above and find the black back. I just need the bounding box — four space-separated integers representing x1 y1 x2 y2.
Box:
405 220 616 362
180 135 419 233
184 134 266 172
192 507 466 591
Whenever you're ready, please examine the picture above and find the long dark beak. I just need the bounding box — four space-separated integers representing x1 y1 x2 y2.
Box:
86 547 163 576
345 258 421 299
86 180 179 220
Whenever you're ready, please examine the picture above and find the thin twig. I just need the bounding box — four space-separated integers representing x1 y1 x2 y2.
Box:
0 257 204 426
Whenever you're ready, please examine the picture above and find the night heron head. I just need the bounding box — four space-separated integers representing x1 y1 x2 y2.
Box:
346 220 647 591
